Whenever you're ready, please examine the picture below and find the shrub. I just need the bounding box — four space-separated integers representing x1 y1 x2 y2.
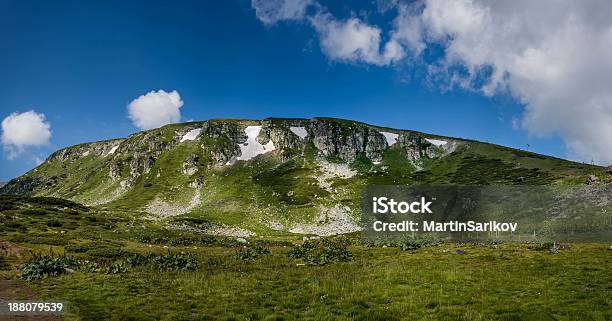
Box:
102 260 129 274
400 238 441 251
153 253 197 271
456 239 503 247
288 239 352 265
234 246 271 261
525 242 556 251
79 261 101 273
21 253 80 280
86 247 128 259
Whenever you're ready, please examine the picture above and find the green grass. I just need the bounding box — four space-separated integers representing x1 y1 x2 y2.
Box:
2 118 611 319
1 196 610 320
2 242 608 321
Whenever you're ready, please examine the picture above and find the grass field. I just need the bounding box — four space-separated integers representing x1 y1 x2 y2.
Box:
2 240 611 320
1 196 611 320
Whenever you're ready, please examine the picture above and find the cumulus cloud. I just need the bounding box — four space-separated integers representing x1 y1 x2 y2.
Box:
127 90 184 130
309 12 405 66
252 0 314 25
411 0 612 164
253 0 404 65
252 0 612 164
1 111 52 160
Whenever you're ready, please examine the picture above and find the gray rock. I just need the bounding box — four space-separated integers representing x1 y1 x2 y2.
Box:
586 174 599 185
308 119 387 162
182 155 199 175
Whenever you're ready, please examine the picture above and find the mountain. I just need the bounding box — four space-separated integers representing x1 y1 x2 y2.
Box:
0 181 5 188
0 117 605 236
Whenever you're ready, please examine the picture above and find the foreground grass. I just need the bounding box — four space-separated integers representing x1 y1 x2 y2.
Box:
3 243 607 321
1 196 610 320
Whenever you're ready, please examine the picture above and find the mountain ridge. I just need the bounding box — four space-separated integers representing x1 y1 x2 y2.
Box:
1 117 605 237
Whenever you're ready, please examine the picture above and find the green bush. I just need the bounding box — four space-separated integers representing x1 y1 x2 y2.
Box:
153 254 197 271
21 253 81 280
86 247 128 259
102 261 129 274
288 239 352 265
400 238 441 251
234 246 271 261
525 242 556 251
456 239 503 248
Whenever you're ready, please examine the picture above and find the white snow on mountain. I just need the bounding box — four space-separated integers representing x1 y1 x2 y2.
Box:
425 138 447 146
105 145 119 157
380 131 398 146
237 126 275 160
180 128 202 143
290 126 308 139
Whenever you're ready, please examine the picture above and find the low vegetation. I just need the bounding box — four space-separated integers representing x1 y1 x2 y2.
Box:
287 239 353 265
1 197 610 320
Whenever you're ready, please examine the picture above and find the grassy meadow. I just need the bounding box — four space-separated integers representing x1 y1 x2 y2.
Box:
1 196 611 321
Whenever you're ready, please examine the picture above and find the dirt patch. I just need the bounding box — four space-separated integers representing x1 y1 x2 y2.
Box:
1 242 62 320
0 278 63 321
0 279 36 300
1 241 25 257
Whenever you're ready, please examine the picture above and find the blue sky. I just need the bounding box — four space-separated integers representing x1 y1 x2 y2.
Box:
2 0 604 180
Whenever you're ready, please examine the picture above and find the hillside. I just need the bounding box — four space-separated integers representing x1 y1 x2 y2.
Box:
0 117 605 237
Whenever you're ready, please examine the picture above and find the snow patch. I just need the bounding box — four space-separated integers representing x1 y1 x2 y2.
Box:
180 128 202 143
380 131 399 146
426 138 447 146
105 145 119 157
237 126 275 161
290 126 308 139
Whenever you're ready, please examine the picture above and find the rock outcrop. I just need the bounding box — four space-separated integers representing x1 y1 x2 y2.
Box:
0 117 458 201
309 120 388 163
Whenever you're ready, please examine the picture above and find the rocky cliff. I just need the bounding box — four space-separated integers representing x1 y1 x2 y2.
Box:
0 117 602 237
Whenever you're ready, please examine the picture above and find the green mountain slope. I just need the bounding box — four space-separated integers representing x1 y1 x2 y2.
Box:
1 117 606 236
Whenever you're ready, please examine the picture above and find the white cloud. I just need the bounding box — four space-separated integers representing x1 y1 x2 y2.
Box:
253 0 404 65
1 111 52 160
252 0 612 164
127 89 184 130
309 12 405 66
251 0 313 25
411 0 612 164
